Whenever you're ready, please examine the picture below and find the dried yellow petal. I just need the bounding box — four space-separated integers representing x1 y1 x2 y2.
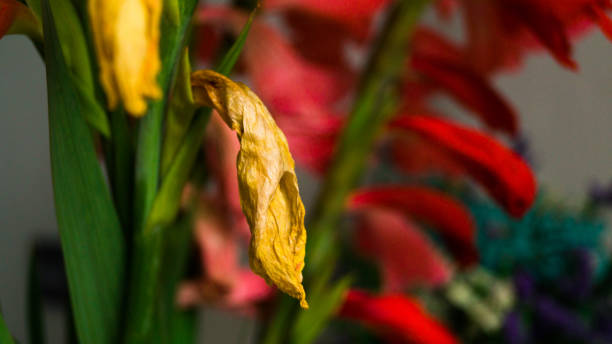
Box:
88 0 162 116
191 70 308 308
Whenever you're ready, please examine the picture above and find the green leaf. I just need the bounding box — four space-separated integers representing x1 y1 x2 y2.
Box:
51 0 110 137
25 0 42 20
133 0 198 235
104 109 134 233
291 270 352 344
154 214 198 344
0 309 15 344
160 48 197 177
42 2 125 344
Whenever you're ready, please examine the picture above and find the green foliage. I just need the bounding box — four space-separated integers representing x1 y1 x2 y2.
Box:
0 310 15 344
124 3 256 343
51 0 110 137
42 2 125 344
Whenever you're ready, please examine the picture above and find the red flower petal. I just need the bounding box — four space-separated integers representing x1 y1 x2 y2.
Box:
461 0 528 74
390 134 466 177
411 29 518 135
588 3 612 41
284 9 364 68
340 289 459 344
391 116 536 217
349 186 477 265
435 0 458 19
353 207 453 291
500 0 578 70
263 0 390 39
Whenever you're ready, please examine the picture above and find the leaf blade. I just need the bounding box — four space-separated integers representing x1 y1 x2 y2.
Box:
42 2 125 343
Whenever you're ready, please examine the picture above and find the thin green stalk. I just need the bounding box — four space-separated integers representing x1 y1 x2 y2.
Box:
307 0 430 275
125 1 198 343
261 1 429 343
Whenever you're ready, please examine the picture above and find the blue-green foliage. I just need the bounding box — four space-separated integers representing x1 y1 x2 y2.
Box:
465 192 608 282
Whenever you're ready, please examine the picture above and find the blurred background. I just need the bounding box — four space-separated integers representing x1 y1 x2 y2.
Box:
2 6 612 343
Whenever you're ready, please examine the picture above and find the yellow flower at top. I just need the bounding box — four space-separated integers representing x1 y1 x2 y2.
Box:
191 70 309 309
88 0 162 116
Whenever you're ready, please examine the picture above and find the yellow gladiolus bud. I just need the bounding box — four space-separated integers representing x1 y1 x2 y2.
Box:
191 70 308 309
88 0 162 116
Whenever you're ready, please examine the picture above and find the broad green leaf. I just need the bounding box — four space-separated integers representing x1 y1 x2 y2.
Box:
0 310 15 344
42 2 125 344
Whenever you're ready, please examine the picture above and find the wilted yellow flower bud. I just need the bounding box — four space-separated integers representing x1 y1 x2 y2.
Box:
88 0 162 116
191 70 308 309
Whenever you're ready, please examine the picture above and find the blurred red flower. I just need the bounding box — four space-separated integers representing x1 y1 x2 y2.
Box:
349 186 477 265
391 115 536 217
351 207 453 291
340 289 459 344
459 0 612 72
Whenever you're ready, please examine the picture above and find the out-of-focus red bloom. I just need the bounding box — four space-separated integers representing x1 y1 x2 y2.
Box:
435 0 458 19
389 135 465 177
349 186 477 265
263 0 389 39
460 0 612 72
407 28 518 135
352 207 452 291
282 9 363 70
391 115 536 217
339 289 459 344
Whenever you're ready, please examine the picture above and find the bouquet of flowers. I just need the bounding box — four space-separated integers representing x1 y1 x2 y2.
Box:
2 0 612 343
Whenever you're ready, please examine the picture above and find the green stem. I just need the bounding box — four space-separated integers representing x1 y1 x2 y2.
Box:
307 0 429 276
124 1 198 342
104 109 134 236
261 1 429 343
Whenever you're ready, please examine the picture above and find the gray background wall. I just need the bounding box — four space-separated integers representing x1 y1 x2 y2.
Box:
2 11 612 343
